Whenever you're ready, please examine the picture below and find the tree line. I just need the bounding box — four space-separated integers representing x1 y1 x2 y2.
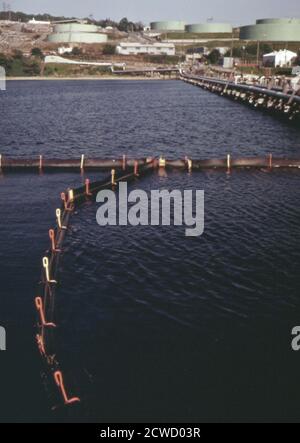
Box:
0 10 144 32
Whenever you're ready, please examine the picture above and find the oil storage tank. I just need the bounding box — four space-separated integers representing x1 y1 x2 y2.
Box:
48 23 108 43
150 21 186 32
185 23 233 33
256 18 300 25
240 18 300 41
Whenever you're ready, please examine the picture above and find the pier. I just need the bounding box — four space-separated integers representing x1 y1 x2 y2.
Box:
180 73 300 122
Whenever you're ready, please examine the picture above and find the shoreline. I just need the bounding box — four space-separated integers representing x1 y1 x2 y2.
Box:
6 75 171 81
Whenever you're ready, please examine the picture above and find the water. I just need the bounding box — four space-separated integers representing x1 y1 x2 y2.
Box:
1 80 300 158
0 80 300 422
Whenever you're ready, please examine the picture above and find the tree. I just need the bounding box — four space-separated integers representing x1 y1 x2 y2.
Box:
98 18 118 29
133 21 144 32
31 47 44 60
12 49 23 60
206 49 221 65
71 47 82 56
118 17 130 32
245 43 273 56
225 47 243 58
102 44 116 55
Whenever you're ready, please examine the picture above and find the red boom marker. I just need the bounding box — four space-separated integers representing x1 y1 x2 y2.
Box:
49 229 61 253
61 192 69 211
269 153 273 169
134 160 139 176
85 178 92 196
54 371 80 405
35 297 56 328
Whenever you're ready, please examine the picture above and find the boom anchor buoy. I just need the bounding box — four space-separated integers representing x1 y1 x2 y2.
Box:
35 297 56 328
56 208 67 230
61 192 72 212
134 160 139 176
43 257 57 284
80 154 85 172
54 371 80 406
269 153 273 170
227 154 231 173
49 229 61 253
85 178 92 196
39 155 43 172
111 169 116 186
159 156 166 168
185 156 192 172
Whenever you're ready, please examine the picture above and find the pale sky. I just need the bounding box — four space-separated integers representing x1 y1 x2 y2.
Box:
6 0 300 26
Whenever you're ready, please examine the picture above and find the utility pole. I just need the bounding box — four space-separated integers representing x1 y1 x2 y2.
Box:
230 31 234 58
256 40 260 67
7 2 11 21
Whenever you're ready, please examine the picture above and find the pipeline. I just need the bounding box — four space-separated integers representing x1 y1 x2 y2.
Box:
34 158 155 412
1 155 300 171
0 156 153 171
180 73 300 122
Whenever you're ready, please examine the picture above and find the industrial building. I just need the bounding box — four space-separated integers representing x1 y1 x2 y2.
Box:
116 42 175 56
185 23 232 33
150 21 186 32
263 49 297 67
48 22 108 44
240 18 300 41
28 17 50 25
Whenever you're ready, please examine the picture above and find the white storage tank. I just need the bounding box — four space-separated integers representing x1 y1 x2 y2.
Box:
48 23 108 44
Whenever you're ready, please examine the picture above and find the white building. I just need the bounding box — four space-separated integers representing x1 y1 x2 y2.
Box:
116 42 176 56
263 49 297 68
58 46 73 55
28 17 51 25
291 75 300 92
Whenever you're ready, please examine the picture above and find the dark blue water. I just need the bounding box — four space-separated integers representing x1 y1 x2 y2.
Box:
1 80 300 158
1 80 300 422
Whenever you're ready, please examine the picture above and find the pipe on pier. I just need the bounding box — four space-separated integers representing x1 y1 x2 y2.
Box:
181 73 300 122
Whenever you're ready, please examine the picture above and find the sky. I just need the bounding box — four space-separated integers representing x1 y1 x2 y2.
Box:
5 0 300 26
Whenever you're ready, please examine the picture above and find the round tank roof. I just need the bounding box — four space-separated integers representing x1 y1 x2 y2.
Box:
53 23 100 33
185 23 233 33
48 32 108 44
150 21 186 31
240 23 300 41
256 18 300 25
